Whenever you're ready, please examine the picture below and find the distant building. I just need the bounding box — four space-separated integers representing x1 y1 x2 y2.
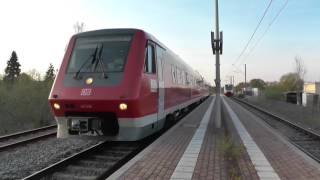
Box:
304 82 320 94
252 88 259 96
302 82 320 108
284 91 302 104
241 87 260 97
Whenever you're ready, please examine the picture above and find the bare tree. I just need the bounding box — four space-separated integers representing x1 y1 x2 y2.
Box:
294 56 307 105
73 22 85 33
27 69 41 81
294 55 307 81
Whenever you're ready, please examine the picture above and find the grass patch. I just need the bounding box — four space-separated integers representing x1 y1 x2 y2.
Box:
219 136 244 180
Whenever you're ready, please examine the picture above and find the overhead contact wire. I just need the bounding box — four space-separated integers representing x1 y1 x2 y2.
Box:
247 0 290 56
232 0 273 66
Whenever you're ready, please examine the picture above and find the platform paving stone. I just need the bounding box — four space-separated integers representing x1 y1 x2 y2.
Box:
225 97 320 180
171 99 214 180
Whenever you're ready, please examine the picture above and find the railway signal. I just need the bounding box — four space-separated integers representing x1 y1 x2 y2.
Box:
211 31 223 54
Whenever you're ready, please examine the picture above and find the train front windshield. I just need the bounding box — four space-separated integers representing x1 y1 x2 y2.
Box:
67 35 132 74
225 84 233 90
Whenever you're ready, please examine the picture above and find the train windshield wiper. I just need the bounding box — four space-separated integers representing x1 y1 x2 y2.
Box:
93 44 108 79
73 45 99 79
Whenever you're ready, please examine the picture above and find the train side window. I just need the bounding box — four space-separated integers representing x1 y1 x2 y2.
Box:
144 44 156 74
177 69 179 84
181 70 184 84
181 70 184 85
185 72 189 85
171 65 176 83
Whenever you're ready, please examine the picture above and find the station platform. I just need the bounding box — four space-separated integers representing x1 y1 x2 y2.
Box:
107 96 320 180
223 97 320 180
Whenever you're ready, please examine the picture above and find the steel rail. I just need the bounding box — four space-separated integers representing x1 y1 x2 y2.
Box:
0 125 57 151
0 125 56 141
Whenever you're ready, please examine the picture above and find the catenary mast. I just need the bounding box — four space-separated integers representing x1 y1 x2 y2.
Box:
211 0 223 127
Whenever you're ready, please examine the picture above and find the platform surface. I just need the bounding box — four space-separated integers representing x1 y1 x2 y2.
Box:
224 97 320 180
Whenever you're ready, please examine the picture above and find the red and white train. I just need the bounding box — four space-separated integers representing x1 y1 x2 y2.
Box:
49 29 210 141
224 84 234 97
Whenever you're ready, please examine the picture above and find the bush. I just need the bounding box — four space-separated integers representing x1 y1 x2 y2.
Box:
237 94 245 98
264 84 284 100
0 75 54 135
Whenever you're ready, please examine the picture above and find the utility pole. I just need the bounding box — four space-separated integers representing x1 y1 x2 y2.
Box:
211 0 223 128
244 64 247 90
233 76 235 86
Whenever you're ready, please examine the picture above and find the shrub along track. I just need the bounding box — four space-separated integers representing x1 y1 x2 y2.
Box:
232 97 320 163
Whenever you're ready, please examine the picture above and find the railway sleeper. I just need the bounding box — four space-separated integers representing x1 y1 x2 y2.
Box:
91 154 124 161
52 172 96 180
107 146 138 151
76 159 114 168
98 151 128 157
65 165 106 174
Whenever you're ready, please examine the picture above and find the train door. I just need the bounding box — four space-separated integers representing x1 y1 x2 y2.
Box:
145 42 158 130
156 45 165 129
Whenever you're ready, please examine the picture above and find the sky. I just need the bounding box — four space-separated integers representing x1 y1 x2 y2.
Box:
0 0 319 85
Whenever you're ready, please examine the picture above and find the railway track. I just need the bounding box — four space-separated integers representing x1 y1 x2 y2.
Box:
23 137 153 180
0 125 56 151
231 97 320 163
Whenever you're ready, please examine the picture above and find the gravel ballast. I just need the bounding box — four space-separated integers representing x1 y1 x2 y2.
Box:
0 137 101 179
244 96 320 134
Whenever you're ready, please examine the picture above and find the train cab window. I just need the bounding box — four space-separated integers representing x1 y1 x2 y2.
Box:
67 35 132 74
144 44 156 74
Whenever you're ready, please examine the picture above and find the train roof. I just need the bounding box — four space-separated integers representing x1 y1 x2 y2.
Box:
74 28 168 49
75 28 140 37
74 28 166 51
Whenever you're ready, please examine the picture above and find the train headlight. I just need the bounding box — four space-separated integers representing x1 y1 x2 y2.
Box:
53 103 61 110
119 103 128 111
85 77 93 85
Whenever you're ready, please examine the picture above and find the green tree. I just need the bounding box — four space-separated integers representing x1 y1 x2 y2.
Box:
235 82 246 93
250 79 266 90
18 73 33 83
279 72 303 91
4 51 21 83
44 63 55 82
